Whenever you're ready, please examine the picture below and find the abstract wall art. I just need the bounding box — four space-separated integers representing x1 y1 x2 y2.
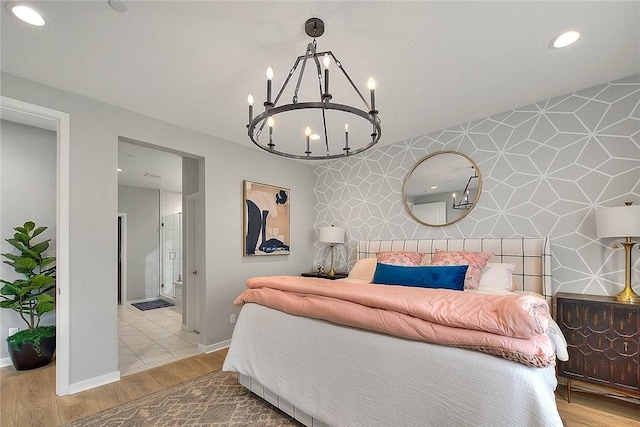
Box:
243 180 290 256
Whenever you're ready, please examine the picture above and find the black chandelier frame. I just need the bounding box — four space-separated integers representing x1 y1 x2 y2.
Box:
247 18 381 160
452 168 479 210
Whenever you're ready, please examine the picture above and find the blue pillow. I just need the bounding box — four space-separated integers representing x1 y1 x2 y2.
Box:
372 263 468 290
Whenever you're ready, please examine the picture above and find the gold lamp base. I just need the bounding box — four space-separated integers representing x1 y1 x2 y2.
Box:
327 243 336 276
614 285 639 303
614 240 638 303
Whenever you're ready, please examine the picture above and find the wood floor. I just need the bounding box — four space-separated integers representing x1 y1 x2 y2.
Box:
1 348 638 427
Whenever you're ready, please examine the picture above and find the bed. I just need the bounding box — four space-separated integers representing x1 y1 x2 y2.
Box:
223 237 565 426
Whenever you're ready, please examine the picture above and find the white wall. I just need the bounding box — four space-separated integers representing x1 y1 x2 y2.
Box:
1 72 316 388
0 120 57 360
118 185 160 301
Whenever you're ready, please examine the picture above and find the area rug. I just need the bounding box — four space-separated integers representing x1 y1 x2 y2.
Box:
131 299 174 311
64 370 302 426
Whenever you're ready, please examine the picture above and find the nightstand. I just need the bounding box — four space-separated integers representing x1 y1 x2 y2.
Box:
555 292 640 402
301 272 348 280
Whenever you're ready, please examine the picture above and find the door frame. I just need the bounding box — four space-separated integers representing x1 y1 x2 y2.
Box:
117 213 128 305
1 96 71 396
185 193 200 333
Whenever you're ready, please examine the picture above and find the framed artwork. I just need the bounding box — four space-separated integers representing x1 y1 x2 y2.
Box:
243 180 290 256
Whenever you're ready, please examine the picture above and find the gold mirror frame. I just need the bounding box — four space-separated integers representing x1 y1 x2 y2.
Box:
403 151 482 226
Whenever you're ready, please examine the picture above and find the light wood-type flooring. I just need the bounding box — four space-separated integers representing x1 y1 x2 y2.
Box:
1 347 639 427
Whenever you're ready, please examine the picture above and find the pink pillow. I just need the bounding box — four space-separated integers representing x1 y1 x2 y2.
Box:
376 251 423 266
430 249 493 290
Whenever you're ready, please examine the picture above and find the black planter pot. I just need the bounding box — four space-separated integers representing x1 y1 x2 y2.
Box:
7 336 56 371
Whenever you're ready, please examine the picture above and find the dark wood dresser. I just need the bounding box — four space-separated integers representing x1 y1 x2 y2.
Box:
555 292 640 401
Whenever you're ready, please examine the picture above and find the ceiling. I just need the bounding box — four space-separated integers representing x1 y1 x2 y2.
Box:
2 1 639 162
118 140 182 193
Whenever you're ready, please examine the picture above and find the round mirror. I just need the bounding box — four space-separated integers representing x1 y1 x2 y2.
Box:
403 151 482 226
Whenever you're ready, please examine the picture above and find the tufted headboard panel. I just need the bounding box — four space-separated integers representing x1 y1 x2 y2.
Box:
357 237 552 298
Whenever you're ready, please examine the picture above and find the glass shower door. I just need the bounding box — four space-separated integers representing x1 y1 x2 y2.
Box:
161 212 182 299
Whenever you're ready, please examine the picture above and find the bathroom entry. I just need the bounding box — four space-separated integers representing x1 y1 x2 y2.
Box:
160 196 182 301
118 141 183 306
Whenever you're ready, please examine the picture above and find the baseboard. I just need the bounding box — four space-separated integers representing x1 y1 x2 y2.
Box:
0 357 12 368
68 370 120 395
199 340 230 354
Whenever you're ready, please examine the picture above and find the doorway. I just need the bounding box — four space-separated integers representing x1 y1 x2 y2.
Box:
116 139 202 375
0 96 71 396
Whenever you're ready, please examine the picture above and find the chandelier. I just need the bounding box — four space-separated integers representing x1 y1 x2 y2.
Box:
452 167 479 210
246 18 381 160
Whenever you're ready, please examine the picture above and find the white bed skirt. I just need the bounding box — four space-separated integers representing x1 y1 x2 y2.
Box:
223 303 563 427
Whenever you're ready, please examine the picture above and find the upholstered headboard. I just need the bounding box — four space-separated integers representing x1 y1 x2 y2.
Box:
357 238 552 298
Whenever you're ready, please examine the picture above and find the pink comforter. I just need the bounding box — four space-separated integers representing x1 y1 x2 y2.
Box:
235 276 556 367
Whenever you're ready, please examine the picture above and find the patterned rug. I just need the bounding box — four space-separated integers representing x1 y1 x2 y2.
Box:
64 370 302 426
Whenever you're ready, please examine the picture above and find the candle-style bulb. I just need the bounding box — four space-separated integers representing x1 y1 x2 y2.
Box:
247 94 254 124
268 117 275 128
266 67 274 80
345 124 349 132
367 77 376 91
305 126 312 137
322 54 330 70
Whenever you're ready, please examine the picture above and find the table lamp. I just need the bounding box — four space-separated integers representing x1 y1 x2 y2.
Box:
595 202 640 302
319 225 345 276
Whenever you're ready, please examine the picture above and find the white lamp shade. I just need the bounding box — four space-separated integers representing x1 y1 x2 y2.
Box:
319 226 345 244
595 205 640 238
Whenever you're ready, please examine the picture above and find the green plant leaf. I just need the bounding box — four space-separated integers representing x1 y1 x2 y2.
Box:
31 226 47 239
13 232 30 245
22 248 40 259
41 257 56 268
31 241 50 255
6 238 26 252
1 253 19 261
0 283 20 296
23 221 35 232
0 300 21 309
14 257 37 274
30 275 54 288
35 294 55 316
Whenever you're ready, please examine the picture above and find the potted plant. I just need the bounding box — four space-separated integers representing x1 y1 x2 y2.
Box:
1 221 56 370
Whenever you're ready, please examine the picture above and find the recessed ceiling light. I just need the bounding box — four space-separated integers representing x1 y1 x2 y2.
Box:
7 3 46 26
108 0 128 13
117 168 123 172
310 134 321 141
550 31 580 49
430 186 438 190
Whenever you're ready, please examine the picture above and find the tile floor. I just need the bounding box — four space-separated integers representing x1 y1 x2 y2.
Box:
118 303 200 376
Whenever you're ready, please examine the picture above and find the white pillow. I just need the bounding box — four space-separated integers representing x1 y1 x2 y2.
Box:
547 318 569 361
478 262 516 291
348 258 377 282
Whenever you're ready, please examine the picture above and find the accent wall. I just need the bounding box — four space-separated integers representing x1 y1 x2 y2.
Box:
313 74 640 297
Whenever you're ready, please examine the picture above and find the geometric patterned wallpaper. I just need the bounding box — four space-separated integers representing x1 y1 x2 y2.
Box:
313 74 640 296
